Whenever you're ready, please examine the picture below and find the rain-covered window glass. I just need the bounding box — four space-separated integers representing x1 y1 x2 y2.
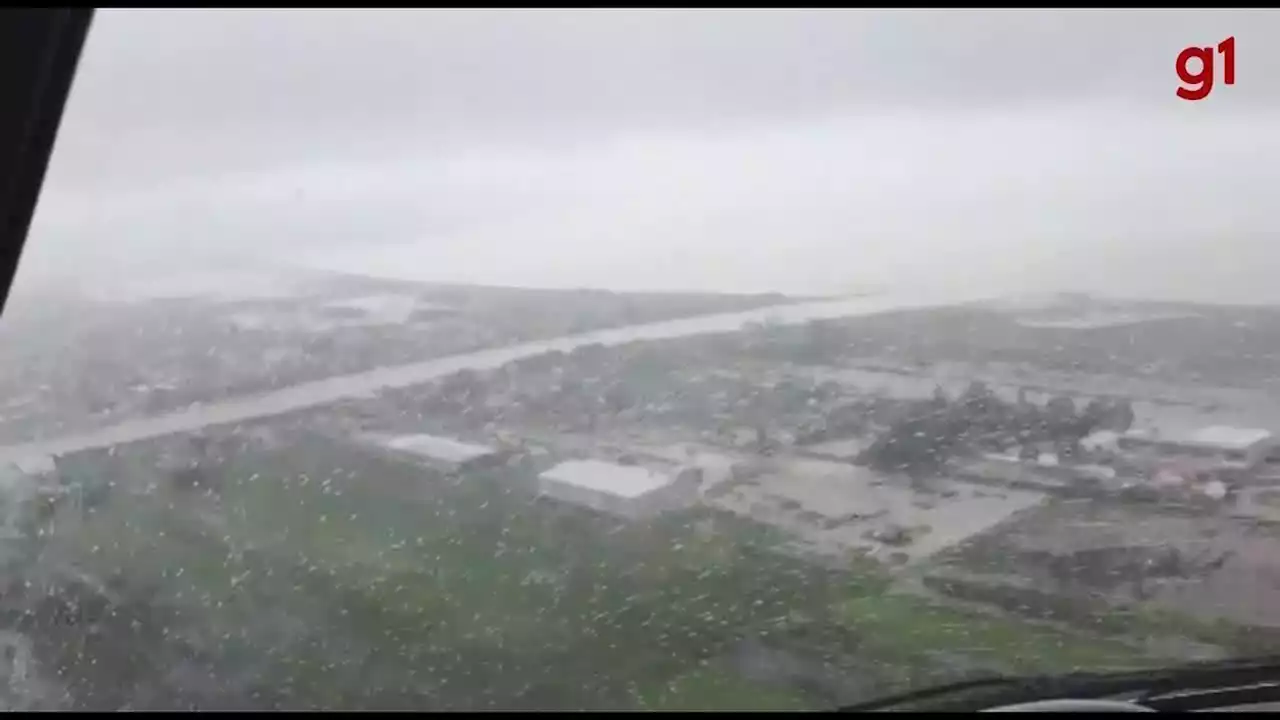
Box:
2 8 1280 712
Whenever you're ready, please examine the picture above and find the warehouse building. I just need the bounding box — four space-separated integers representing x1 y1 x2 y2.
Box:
1122 425 1280 475
360 432 505 474
537 459 701 520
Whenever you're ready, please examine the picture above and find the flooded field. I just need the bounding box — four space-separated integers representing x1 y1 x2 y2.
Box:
703 456 1046 566
933 498 1280 631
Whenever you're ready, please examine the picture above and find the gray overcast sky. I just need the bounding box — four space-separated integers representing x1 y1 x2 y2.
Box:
18 9 1280 303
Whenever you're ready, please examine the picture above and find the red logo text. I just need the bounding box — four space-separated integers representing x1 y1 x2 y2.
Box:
1176 36 1235 101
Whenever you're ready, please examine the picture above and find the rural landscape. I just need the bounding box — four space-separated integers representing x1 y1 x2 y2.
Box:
0 271 1279 710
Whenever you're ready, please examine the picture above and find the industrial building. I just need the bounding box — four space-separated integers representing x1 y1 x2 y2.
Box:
361 432 505 474
1122 425 1280 474
537 459 701 520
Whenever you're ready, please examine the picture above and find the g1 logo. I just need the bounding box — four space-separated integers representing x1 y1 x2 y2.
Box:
1176 36 1235 102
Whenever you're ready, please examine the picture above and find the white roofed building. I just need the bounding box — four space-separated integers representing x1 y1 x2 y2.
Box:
361 433 505 474
1122 425 1280 477
538 459 701 520
1185 426 1274 453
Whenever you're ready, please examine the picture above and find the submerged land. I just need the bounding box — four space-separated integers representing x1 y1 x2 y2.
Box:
0 272 1278 710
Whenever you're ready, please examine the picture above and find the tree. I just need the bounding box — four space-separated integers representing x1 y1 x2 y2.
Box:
931 385 950 410
1080 397 1135 434
1080 397 1110 435
860 415 954 477
956 381 1009 436
1009 389 1044 445
1043 394 1079 441
1106 399 1136 433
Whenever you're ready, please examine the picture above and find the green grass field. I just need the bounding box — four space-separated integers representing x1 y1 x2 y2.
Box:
45 442 1172 710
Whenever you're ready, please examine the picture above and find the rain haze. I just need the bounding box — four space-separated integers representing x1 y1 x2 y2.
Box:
15 9 1280 303
13 10 1280 713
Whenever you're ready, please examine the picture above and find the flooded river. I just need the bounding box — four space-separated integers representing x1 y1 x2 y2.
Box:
0 293 975 463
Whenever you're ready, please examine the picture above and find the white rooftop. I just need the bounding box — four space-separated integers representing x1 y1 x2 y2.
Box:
10 455 55 476
539 459 674 499
1185 426 1274 451
377 434 497 464
1124 425 1275 452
